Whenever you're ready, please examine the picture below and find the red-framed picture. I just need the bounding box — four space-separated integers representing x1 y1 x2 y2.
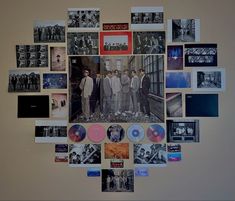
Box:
100 31 132 55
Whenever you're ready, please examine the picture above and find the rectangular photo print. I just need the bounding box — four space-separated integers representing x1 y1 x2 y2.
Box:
131 7 164 30
55 144 68 162
135 167 149 177
102 169 134 192
68 8 100 30
67 32 99 55
34 20 65 43
133 144 167 167
185 44 217 67
104 143 129 159
51 93 68 118
50 47 66 71
16 45 48 68
69 144 101 167
35 120 67 143
87 167 101 177
167 45 183 70
166 72 191 88
167 119 200 143
43 73 67 89
8 70 40 92
133 31 165 54
167 19 200 42
167 144 182 162
166 93 183 117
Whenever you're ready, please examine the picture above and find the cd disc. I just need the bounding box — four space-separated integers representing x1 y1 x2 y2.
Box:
147 124 165 142
107 124 125 143
127 124 144 142
68 124 86 142
87 124 106 143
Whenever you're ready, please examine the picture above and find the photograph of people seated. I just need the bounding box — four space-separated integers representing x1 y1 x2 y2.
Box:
69 55 164 123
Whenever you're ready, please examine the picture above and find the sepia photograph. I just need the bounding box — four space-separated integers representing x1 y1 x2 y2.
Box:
69 144 101 167
34 20 65 43
50 47 66 71
51 93 68 118
16 45 48 68
166 72 191 88
133 31 165 54
167 45 183 70
166 93 183 117
43 73 67 89
133 144 167 167
8 70 40 92
104 143 129 159
102 169 134 192
67 32 99 55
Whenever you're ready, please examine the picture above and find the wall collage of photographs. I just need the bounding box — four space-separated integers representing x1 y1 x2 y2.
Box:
9 6 225 192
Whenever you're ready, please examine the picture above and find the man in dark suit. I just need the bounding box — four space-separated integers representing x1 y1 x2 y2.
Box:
103 71 113 117
139 69 150 117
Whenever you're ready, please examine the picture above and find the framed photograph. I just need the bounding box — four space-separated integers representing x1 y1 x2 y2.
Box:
102 169 134 192
100 31 132 55
51 93 68 118
34 20 65 43
50 47 66 71
104 143 129 159
131 7 164 30
69 144 101 167
167 19 200 43
35 120 67 143
166 93 183 117
43 73 67 89
185 44 218 67
8 70 40 92
67 32 99 55
192 67 225 91
68 8 100 30
133 144 167 167
167 45 183 70
167 119 200 143
133 31 165 54
16 45 48 68
166 72 191 88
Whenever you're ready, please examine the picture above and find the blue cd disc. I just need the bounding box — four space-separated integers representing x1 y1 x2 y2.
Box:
127 124 145 142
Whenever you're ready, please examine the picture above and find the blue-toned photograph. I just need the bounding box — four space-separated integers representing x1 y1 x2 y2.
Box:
168 153 182 162
43 73 67 89
135 167 149 177
166 72 191 88
87 168 101 177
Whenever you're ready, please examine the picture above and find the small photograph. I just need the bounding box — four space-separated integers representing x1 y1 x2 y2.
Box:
135 167 149 177
133 31 165 54
168 153 182 162
185 44 217 67
67 32 99 55
166 72 191 88
87 124 106 143
55 144 68 163
107 124 125 143
167 144 181 153
192 67 225 91
167 144 182 162
103 23 129 31
167 119 200 143
87 167 101 177
167 19 200 42
43 73 67 89
68 124 86 143
167 45 183 70
68 8 99 30
8 70 40 92
110 159 124 168
166 93 183 117
35 120 67 143
185 94 218 117
102 169 134 192
51 93 68 118
50 47 66 71
131 7 164 30
16 45 48 68
100 32 132 55
55 144 69 152
104 143 129 159
146 124 165 143
127 124 145 142
133 144 167 167
69 144 101 167
34 20 65 43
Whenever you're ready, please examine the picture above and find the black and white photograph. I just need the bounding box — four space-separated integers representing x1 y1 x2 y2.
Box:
185 44 217 67
8 70 40 92
131 7 164 30
166 93 183 117
192 67 225 91
133 144 167 167
35 120 67 143
43 73 67 89
68 8 100 30
34 20 65 43
67 32 99 55
16 45 48 68
50 47 66 71
69 55 165 123
133 31 165 54
51 93 68 118
69 144 101 167
167 119 200 143
167 19 200 42
102 169 134 192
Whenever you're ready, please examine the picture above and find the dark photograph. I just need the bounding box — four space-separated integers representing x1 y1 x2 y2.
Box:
167 45 183 70
43 73 67 89
166 93 183 117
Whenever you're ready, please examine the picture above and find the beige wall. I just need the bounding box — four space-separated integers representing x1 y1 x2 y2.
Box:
0 0 235 200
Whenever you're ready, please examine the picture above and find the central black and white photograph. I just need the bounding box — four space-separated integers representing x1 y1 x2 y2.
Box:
69 55 164 123
67 32 99 55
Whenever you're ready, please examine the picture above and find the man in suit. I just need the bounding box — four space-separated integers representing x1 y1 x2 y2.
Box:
130 70 140 116
90 72 101 117
139 69 150 117
103 71 112 117
111 70 121 116
79 69 93 121
120 70 130 116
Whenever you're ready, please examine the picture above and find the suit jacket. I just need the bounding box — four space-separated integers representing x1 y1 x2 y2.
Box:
79 76 93 98
141 75 150 95
121 74 130 93
103 77 112 97
90 77 100 100
131 75 140 93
